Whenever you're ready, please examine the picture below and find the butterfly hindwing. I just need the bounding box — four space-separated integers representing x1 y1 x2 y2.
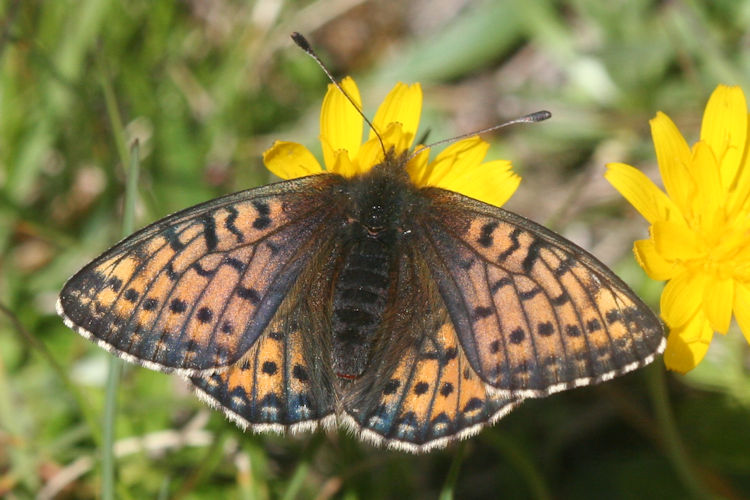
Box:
343 246 520 451
420 188 665 397
189 291 338 431
57 175 344 375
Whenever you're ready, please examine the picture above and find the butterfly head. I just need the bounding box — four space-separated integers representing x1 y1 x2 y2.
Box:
339 151 420 243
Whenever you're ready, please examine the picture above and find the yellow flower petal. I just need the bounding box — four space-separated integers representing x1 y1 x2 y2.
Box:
700 85 747 187
702 276 734 334
263 141 323 179
663 312 713 373
689 141 722 215
354 122 409 176
370 82 422 147
328 148 357 178
633 238 681 280
652 220 702 261
660 271 705 328
605 162 682 224
734 282 750 345
354 137 386 176
436 160 520 207
727 120 750 214
380 122 414 158
420 137 488 186
734 245 750 281
320 76 363 169
650 112 693 214
405 146 431 183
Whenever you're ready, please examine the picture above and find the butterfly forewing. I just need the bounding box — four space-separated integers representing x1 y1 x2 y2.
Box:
420 188 665 397
342 244 520 451
57 175 345 375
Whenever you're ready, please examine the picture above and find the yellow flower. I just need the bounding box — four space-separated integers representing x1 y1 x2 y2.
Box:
263 76 520 207
606 84 750 373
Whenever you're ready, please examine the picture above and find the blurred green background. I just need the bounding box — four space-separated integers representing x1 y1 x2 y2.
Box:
2 0 750 498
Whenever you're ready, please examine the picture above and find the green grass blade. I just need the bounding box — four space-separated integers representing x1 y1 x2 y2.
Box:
102 140 140 500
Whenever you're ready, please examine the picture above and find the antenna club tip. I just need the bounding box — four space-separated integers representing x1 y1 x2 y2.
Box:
529 110 552 122
291 32 312 52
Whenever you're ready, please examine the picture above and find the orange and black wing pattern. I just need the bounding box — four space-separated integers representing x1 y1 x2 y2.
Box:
343 247 520 452
419 188 665 398
189 243 340 431
57 175 343 375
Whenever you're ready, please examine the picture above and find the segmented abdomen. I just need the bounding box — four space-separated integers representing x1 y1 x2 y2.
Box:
331 237 393 378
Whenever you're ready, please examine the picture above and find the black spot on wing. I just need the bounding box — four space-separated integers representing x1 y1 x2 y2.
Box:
106 277 123 291
292 364 308 382
586 318 602 332
224 206 245 242
554 256 576 277
519 287 542 300
521 239 542 274
170 299 187 313
444 347 458 361
223 256 245 271
477 221 498 248
566 324 581 337
252 201 272 230
261 361 278 375
201 214 218 251
509 328 525 344
414 382 429 395
551 291 570 305
237 286 261 304
473 306 493 320
165 262 178 281
490 277 512 294
383 379 400 395
196 307 213 324
498 228 521 262
191 262 216 277
164 226 185 251
462 398 484 413
537 321 554 336
490 340 500 353
606 309 623 324
439 382 454 397
268 330 284 341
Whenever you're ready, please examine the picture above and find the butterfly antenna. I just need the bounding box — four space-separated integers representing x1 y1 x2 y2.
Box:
406 110 551 162
291 32 387 155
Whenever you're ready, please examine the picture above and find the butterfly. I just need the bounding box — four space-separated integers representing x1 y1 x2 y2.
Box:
58 57 664 453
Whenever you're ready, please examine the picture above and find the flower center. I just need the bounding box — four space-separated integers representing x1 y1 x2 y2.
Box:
689 206 750 280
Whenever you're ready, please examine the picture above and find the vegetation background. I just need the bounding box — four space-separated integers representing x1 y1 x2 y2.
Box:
2 0 750 498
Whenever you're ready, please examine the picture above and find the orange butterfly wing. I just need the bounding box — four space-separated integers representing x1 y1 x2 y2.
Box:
342 246 520 451
419 188 665 398
190 242 341 430
57 175 344 375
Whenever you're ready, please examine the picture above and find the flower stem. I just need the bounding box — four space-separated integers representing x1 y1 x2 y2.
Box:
647 363 711 499
438 441 465 500
102 357 122 500
98 36 142 494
